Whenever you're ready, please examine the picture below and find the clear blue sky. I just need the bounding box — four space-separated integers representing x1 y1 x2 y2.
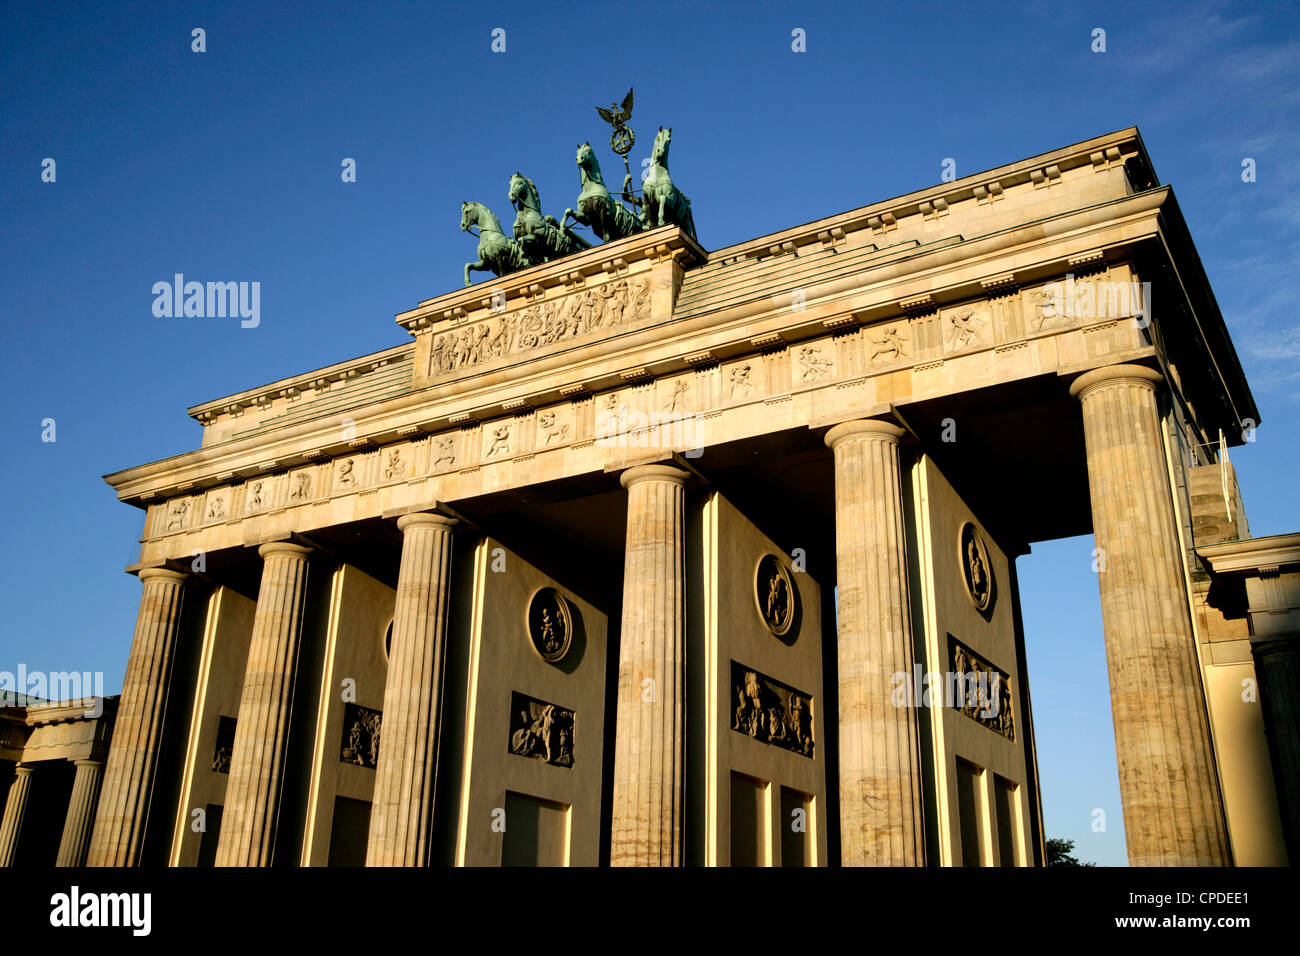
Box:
2 0 1296 867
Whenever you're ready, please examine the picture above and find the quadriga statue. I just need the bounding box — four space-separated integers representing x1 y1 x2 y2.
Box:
508 172 590 266
623 126 696 242
460 200 527 287
560 143 642 243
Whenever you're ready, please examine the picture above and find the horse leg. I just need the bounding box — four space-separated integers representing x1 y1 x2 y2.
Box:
465 260 486 288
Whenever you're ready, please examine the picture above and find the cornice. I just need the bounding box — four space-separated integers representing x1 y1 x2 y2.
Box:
186 342 414 424
1198 533 1300 575
704 128 1149 264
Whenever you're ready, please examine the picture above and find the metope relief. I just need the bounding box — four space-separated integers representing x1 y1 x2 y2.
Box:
287 469 313 503
334 457 358 491
484 423 512 459
730 663 814 757
340 702 382 768
661 377 692 414
164 498 192 533
536 409 572 447
797 345 833 382
430 433 458 472
868 324 909 366
380 445 409 481
427 275 651 379
508 692 574 768
244 478 276 515
949 637 1014 741
204 491 229 523
728 362 756 399
944 303 990 353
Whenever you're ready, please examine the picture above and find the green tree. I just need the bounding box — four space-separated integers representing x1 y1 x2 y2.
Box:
1045 837 1096 867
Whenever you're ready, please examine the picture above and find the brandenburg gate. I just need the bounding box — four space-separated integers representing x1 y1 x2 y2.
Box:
6 124 1288 867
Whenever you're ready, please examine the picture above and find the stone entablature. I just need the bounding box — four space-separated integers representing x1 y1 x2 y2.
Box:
113 229 1158 516
105 128 1256 571
19 699 116 763
133 259 1153 562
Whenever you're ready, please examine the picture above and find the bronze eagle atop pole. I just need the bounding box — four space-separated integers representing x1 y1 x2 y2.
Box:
596 87 636 180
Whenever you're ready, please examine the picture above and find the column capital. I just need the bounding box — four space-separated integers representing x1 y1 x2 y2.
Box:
73 758 105 770
256 540 312 561
396 511 459 534
824 417 906 448
1068 363 1163 400
12 765 35 778
137 567 188 585
619 463 689 489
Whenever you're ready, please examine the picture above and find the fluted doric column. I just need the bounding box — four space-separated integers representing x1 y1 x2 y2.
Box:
611 464 688 866
367 512 458 866
214 541 312 867
56 759 105 866
0 766 35 866
1070 364 1228 866
825 419 925 866
87 567 189 866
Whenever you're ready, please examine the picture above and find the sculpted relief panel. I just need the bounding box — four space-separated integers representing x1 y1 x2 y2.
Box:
730 662 814 758
508 691 575 768
948 637 1015 741
340 702 382 768
211 715 237 774
942 302 991 355
427 275 651 379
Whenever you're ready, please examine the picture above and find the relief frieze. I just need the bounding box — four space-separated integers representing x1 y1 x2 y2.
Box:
508 691 575 768
211 715 237 774
426 275 650 379
948 636 1015 741
730 662 814 758
340 702 382 768
141 271 1145 542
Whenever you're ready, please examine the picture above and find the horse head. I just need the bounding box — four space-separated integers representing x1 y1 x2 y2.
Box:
508 172 537 211
652 126 672 164
460 201 476 232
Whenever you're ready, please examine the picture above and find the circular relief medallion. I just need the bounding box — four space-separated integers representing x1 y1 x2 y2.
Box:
754 554 797 638
527 587 573 664
959 522 994 613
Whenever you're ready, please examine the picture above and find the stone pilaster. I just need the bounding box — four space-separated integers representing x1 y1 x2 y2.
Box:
1251 637 1300 859
214 541 312 867
1070 364 1229 866
0 766 35 866
611 464 688 866
367 512 457 866
87 567 188 867
824 419 925 866
56 759 105 867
